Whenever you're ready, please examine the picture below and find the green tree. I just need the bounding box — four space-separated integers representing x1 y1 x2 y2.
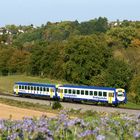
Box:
104 59 132 89
107 27 137 48
129 75 140 104
62 35 111 84
0 47 14 75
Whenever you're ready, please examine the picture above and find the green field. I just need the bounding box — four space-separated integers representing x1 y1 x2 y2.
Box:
0 75 140 109
0 75 67 93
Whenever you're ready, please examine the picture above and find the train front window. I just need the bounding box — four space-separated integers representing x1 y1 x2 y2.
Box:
117 92 124 97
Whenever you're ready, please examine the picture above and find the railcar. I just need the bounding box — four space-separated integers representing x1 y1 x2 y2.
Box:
13 82 127 106
13 82 56 99
57 85 127 106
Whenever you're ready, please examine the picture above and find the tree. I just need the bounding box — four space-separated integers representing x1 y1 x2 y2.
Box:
62 35 111 84
129 75 140 104
104 59 132 89
107 27 137 48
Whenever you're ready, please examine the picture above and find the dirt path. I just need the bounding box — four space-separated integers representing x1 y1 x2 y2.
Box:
0 103 57 120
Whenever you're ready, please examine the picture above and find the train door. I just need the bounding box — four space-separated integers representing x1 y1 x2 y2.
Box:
108 92 114 104
59 89 64 100
14 84 19 95
50 88 54 98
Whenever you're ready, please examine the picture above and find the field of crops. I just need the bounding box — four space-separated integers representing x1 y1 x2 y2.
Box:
0 110 140 140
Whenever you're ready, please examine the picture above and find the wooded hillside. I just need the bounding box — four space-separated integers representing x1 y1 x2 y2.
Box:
0 17 140 103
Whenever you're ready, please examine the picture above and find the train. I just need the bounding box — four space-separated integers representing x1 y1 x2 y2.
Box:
13 82 127 106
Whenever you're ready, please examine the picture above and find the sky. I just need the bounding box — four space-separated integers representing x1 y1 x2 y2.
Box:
0 0 139 27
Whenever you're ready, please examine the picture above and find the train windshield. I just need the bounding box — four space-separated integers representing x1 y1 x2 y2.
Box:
117 91 124 97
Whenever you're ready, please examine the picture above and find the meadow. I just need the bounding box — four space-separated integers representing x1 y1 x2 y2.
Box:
0 110 140 140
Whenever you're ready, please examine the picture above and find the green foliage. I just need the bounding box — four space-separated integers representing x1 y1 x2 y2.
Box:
62 35 111 84
52 101 62 110
129 75 140 104
104 59 132 89
107 26 137 48
79 17 109 35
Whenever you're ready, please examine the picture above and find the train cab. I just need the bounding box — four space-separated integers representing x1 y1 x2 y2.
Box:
116 88 127 104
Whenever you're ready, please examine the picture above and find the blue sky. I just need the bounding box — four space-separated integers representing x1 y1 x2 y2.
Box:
0 0 139 27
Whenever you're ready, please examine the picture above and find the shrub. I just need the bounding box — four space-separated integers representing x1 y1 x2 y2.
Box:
52 101 62 110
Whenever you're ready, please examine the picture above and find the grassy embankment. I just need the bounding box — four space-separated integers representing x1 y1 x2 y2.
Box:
0 75 140 110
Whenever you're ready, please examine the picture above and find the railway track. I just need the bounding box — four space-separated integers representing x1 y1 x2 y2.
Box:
0 92 140 116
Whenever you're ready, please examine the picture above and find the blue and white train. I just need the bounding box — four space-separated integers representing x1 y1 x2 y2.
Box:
13 82 127 106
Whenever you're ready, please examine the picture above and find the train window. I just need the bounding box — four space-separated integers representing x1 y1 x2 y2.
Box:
77 90 80 94
43 87 46 92
103 92 107 97
50 88 54 92
47 88 49 92
85 91 88 95
73 90 76 94
90 91 93 96
34 86 36 90
28 86 30 90
25 86 27 90
31 86 33 90
99 91 102 96
60 89 63 93
64 89 67 93
22 86 24 89
40 87 42 91
68 89 71 94
94 91 97 96
19 85 21 89
109 92 114 97
37 87 39 91
81 90 84 95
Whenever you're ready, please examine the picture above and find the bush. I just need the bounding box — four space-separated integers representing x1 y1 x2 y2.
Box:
52 101 62 110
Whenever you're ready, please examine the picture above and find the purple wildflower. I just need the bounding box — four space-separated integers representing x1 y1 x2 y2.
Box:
96 134 106 140
133 130 140 139
78 130 96 137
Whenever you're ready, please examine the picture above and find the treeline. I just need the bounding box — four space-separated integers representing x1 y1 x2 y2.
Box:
0 17 140 103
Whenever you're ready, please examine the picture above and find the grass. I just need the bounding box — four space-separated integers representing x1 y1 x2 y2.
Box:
0 97 60 114
120 101 140 110
0 74 67 94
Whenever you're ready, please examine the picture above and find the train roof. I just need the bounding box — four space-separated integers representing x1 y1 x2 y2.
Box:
59 84 116 90
15 82 55 87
